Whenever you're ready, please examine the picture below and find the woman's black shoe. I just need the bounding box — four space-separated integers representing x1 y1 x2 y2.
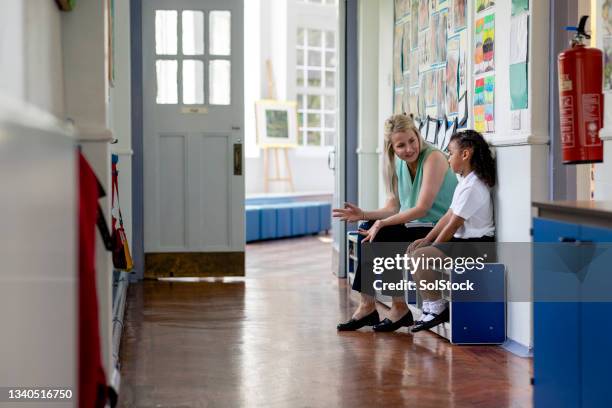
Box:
337 310 380 331
411 307 449 333
372 311 414 332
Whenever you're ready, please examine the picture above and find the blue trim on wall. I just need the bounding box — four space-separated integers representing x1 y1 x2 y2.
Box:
130 0 144 281
345 0 358 207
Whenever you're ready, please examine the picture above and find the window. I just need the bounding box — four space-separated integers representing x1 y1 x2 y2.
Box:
296 28 336 147
154 9 232 105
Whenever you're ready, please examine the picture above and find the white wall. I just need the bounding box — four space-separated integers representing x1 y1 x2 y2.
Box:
109 0 133 248
0 1 65 116
62 0 114 382
24 0 65 118
0 2 25 100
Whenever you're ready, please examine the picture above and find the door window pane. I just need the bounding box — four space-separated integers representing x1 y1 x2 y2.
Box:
308 50 322 67
307 131 321 146
156 60 178 104
324 95 335 110
155 10 178 55
308 29 322 47
307 113 321 127
307 95 321 109
209 60 231 105
324 114 335 128
183 60 204 104
209 11 231 55
297 50 305 66
324 131 335 146
325 31 335 48
325 70 335 87
297 70 304 87
326 51 336 68
182 10 204 55
307 69 321 87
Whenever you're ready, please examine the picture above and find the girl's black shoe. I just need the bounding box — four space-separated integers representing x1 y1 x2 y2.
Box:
411 307 449 333
372 311 414 332
337 310 380 331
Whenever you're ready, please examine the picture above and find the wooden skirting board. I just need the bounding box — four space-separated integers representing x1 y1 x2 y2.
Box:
145 252 245 279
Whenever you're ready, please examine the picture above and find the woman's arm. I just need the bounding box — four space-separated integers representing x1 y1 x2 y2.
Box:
362 197 400 220
378 151 449 227
434 212 465 243
333 197 399 221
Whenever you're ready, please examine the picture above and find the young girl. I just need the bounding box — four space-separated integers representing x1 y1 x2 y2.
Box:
407 130 496 332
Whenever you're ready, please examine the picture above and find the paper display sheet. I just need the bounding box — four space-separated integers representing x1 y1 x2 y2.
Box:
510 14 528 64
474 75 495 132
474 14 495 75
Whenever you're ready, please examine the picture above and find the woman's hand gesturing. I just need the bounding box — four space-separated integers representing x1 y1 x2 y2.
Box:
332 202 364 222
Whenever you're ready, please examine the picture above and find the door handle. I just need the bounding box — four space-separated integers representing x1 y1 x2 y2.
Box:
233 144 242 175
328 149 336 170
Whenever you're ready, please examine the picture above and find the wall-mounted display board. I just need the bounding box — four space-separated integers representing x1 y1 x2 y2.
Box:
393 0 468 147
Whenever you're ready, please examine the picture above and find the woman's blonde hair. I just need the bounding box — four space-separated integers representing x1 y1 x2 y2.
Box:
383 114 424 199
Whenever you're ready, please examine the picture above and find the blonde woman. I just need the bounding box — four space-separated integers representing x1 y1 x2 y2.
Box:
334 114 457 332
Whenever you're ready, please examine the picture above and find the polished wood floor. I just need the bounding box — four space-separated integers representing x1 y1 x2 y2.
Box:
118 236 532 408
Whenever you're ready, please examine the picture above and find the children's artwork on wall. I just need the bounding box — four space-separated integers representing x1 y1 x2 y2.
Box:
425 70 437 107
511 0 528 16
395 0 407 19
437 11 448 63
418 78 427 116
446 38 460 115
429 13 439 62
411 0 420 48
419 0 430 31
458 32 468 97
436 68 446 117
394 25 404 88
403 22 411 72
419 32 430 69
451 0 467 32
394 90 404 114
474 14 495 74
409 88 420 116
476 0 495 14
473 76 495 132
409 51 419 86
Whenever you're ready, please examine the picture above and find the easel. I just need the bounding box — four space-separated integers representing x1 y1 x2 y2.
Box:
262 59 294 193
263 146 294 192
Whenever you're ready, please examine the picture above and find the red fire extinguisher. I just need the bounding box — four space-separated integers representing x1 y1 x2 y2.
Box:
558 16 604 164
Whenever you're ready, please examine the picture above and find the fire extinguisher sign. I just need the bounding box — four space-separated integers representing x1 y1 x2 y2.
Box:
582 93 602 147
560 95 575 147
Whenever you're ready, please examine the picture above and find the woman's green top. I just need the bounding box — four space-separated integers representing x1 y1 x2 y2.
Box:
395 143 457 223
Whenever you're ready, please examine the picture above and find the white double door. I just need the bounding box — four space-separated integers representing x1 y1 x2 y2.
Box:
142 0 244 262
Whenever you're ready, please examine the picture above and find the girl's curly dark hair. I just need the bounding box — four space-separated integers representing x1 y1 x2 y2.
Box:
449 130 496 187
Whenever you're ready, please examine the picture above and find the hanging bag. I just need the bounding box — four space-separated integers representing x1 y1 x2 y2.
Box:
111 159 134 272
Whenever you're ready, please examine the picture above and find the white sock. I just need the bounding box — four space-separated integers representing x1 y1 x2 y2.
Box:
421 301 431 314
429 299 448 315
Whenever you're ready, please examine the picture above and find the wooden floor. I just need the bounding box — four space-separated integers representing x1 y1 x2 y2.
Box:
118 236 532 408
